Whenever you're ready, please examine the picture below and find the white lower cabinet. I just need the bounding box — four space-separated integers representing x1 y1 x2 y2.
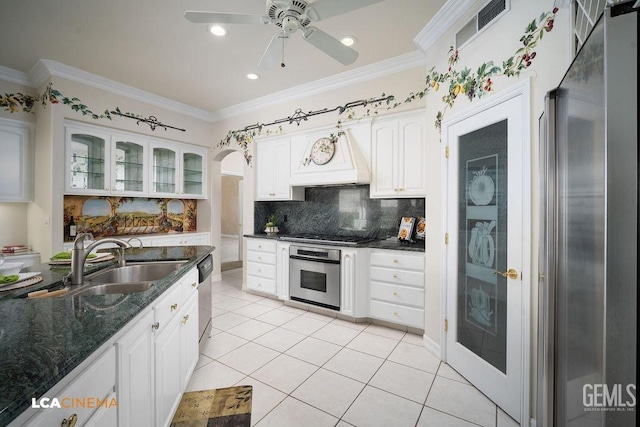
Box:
154 309 183 426
116 311 154 426
369 250 425 328
276 242 290 300
340 248 369 318
246 239 277 295
27 347 116 426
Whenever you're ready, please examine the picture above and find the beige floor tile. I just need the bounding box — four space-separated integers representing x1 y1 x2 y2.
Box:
425 376 496 427
251 354 318 394
281 316 327 335
255 396 338 427
212 296 253 311
364 323 407 340
301 310 335 322
437 363 471 385
217 342 280 375
346 331 399 358
226 319 276 341
497 408 519 427
388 342 441 373
343 385 423 427
185 360 245 392
278 304 308 315
292 368 365 418
311 322 361 346
369 360 435 404
236 292 267 302
285 337 342 366
323 348 385 383
210 311 251 331
233 302 275 318
233 377 286 426
201 331 248 359
194 354 213 371
401 332 425 346
330 318 370 331
254 298 285 308
253 327 307 353
255 308 301 326
417 407 479 427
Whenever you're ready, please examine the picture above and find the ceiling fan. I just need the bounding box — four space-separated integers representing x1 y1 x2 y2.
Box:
184 0 385 68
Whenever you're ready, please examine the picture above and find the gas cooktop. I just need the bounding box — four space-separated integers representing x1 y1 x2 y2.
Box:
279 234 375 246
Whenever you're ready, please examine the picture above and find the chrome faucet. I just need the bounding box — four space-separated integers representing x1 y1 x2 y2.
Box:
70 234 132 285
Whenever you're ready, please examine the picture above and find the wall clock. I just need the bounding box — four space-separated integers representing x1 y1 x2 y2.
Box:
310 137 336 165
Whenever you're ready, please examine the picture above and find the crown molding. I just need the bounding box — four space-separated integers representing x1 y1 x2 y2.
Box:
0 65 31 87
414 0 484 53
3 50 426 124
209 50 426 123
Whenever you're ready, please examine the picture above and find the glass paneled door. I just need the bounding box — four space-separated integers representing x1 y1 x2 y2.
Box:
151 146 177 195
67 132 108 193
445 83 530 422
182 151 204 196
113 139 146 194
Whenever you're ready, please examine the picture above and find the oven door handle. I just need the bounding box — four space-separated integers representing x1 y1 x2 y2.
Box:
289 255 341 265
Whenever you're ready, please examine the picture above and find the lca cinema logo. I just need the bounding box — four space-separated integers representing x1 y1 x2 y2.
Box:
31 396 118 409
583 384 636 412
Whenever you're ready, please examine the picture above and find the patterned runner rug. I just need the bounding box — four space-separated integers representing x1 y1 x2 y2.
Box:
171 385 252 427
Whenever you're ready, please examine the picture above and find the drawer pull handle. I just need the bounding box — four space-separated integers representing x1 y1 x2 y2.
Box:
152 322 160 330
171 303 178 311
393 292 398 296
393 275 398 279
191 282 198 288
182 314 190 324
393 259 398 263
61 413 78 427
258 256 262 260
393 312 398 316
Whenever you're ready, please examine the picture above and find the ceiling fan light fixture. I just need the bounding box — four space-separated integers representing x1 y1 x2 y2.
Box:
340 36 357 47
207 24 227 36
247 73 259 80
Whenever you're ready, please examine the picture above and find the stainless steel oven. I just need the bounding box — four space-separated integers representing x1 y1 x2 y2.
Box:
289 245 340 311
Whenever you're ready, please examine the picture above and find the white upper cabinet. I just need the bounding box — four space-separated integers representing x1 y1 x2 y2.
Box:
150 143 207 199
371 111 426 198
64 122 207 199
0 118 33 202
65 124 112 195
255 137 304 201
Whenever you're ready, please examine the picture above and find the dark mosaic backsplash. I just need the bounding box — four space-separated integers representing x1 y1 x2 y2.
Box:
255 185 425 239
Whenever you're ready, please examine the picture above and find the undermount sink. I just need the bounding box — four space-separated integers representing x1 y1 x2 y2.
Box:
86 261 187 284
75 282 156 296
66 260 187 297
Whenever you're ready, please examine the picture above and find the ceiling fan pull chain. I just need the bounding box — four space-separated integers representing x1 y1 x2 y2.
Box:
281 33 286 68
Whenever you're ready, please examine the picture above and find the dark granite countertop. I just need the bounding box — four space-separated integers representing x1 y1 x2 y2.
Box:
244 234 425 252
0 245 214 426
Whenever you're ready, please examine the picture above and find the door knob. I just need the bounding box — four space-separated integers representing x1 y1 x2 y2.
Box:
494 268 519 280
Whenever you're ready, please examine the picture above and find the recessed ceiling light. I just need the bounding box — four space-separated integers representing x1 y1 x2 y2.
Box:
247 73 259 80
207 25 227 36
340 36 357 47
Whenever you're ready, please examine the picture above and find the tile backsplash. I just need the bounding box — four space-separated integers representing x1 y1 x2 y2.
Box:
63 196 197 242
254 185 424 239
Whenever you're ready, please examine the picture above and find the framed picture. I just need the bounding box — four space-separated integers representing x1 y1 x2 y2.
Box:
397 217 415 241
415 217 426 240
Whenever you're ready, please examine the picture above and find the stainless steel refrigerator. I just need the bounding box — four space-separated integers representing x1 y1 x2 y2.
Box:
537 2 637 426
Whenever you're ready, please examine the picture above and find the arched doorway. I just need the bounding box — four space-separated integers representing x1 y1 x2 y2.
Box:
219 151 245 271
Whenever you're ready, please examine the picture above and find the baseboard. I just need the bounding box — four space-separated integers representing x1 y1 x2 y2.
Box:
221 234 240 238
422 334 442 359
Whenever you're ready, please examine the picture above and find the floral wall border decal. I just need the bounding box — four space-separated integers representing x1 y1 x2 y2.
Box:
1 8 557 164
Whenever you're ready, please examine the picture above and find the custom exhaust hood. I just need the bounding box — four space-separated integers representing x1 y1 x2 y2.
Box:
289 122 371 186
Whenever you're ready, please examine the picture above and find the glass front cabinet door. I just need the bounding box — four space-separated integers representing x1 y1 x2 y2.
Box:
111 135 147 196
65 126 110 195
150 144 178 197
181 148 206 198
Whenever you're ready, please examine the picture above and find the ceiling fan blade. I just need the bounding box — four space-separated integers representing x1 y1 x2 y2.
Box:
258 33 290 69
302 27 358 65
306 0 385 21
184 11 268 25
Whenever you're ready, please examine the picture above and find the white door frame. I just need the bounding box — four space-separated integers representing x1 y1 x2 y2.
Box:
440 78 532 424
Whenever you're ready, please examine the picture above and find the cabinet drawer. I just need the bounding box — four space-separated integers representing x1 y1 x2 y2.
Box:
247 250 277 265
370 267 424 288
29 347 116 427
370 300 424 329
370 282 424 308
246 275 276 295
370 252 424 271
154 283 183 332
246 261 276 280
246 239 277 253
180 268 200 302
